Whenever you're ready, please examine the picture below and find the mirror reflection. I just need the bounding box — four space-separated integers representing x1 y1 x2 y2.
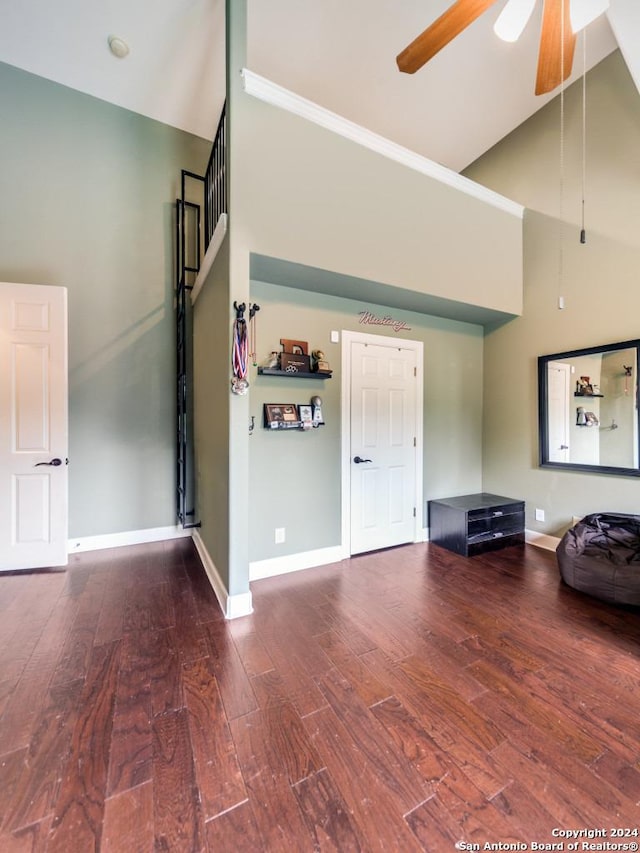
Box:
539 340 640 476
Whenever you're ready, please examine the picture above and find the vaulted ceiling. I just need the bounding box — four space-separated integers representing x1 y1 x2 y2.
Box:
0 1 637 172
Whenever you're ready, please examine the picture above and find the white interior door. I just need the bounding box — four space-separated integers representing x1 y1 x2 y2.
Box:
348 335 422 555
0 283 68 570
547 361 570 463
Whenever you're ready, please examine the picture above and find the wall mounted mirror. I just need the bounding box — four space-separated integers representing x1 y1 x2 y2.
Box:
538 339 640 476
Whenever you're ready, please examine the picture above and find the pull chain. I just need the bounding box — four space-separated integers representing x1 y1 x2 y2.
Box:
580 30 587 244
558 0 566 310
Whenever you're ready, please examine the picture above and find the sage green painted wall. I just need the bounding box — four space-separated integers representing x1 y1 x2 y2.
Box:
464 51 640 537
0 62 210 537
218 0 524 596
233 91 523 319
248 281 484 562
225 0 252 596
193 238 231 588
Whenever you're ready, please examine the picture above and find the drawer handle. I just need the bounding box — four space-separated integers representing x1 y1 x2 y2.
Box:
493 531 504 538
492 511 504 517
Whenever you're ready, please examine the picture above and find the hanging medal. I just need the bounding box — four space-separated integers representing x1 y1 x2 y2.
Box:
231 302 249 395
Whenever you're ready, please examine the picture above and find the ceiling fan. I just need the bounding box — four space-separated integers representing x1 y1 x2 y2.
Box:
397 0 610 95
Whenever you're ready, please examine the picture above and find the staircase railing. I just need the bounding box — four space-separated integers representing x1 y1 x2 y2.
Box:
175 102 227 528
204 101 227 251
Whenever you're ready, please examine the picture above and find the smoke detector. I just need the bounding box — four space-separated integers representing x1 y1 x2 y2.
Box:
108 35 130 59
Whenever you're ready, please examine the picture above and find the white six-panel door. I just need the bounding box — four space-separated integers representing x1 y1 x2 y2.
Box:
547 361 571 463
0 283 68 570
345 333 422 555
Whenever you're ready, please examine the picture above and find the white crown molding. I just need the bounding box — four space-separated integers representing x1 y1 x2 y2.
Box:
192 529 253 619
68 524 191 554
250 545 346 582
241 69 524 220
191 213 228 305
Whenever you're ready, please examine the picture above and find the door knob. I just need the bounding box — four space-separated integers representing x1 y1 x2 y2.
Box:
34 457 63 467
353 456 372 464
559 444 569 450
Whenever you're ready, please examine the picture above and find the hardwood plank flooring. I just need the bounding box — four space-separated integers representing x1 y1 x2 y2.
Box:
0 538 639 851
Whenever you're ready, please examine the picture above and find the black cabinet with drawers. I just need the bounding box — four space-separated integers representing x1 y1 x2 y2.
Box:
428 493 525 557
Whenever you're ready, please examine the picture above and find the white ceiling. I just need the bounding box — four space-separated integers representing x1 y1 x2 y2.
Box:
0 1 637 171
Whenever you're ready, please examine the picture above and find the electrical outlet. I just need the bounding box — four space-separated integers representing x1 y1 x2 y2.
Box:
535 508 545 522
274 527 286 544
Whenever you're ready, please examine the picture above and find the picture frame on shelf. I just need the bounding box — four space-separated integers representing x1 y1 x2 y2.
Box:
577 376 594 395
298 404 313 425
263 403 300 429
280 339 308 355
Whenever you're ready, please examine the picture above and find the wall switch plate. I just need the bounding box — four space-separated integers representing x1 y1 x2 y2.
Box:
330 330 339 343
274 527 286 544
535 508 545 522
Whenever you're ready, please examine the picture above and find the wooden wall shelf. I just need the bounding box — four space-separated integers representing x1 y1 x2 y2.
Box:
257 368 332 380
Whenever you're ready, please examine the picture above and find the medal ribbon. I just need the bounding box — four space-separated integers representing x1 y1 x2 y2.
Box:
232 318 248 380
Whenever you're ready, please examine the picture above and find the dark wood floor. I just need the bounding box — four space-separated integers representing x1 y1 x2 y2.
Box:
0 539 639 852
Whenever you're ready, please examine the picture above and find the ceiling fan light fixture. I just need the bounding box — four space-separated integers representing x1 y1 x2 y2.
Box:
569 0 610 34
494 0 537 43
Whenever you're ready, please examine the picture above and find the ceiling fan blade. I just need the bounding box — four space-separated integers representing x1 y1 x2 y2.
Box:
535 0 576 95
494 0 537 43
397 0 500 74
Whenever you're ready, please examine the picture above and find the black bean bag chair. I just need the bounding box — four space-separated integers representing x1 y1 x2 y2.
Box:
556 512 640 605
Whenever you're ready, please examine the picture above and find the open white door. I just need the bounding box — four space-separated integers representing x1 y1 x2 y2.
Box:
344 332 423 555
0 283 68 570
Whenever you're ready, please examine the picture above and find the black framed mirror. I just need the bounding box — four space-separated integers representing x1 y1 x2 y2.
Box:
538 339 640 476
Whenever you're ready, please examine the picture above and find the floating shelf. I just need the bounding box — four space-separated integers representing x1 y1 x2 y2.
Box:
574 393 603 398
258 368 332 380
266 420 303 430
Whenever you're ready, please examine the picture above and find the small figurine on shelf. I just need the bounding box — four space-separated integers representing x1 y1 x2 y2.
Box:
312 349 331 373
261 351 279 369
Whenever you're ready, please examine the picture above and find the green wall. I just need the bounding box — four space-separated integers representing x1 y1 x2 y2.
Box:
193 238 232 588
249 281 484 562
464 51 640 536
0 62 210 538
234 88 523 320
204 0 525 599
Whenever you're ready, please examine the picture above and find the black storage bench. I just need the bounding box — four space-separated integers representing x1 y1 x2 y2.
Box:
429 493 524 557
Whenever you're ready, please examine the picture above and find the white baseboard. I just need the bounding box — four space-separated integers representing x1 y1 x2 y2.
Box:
525 528 560 552
424 527 559 553
68 525 192 554
250 545 346 582
192 530 253 619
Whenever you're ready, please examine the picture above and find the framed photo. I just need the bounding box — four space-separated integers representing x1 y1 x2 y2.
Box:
298 404 313 424
264 403 299 427
578 376 594 395
280 338 308 355
264 404 283 425
281 404 298 422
